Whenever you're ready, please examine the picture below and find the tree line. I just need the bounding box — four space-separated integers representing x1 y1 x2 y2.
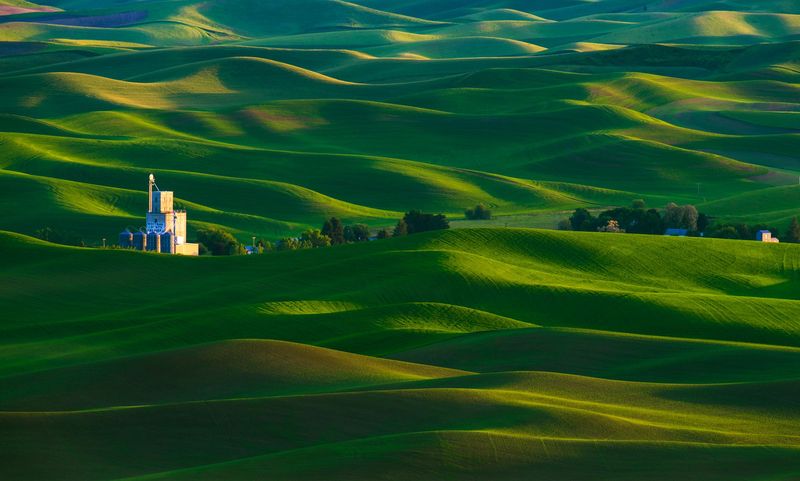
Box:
559 200 800 243
195 210 451 255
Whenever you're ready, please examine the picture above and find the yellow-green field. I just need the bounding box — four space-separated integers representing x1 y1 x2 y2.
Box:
0 1 799 240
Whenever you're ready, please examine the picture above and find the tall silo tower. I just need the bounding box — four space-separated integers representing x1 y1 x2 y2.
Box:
143 174 198 255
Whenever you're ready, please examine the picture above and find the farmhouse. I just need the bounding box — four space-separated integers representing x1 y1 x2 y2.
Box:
118 174 199 255
757 230 780 243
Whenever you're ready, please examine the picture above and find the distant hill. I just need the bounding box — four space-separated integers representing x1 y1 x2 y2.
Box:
0 1 798 242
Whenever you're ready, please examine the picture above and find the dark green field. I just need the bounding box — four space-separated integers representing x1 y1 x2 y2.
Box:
2 229 800 480
1 0 800 480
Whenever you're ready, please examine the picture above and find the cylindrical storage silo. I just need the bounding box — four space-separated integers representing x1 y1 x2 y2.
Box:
132 231 146 251
160 232 173 254
146 232 161 252
119 230 133 249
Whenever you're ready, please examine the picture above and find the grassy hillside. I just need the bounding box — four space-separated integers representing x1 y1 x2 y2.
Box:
1 228 800 480
1 48 798 240
2 2 800 479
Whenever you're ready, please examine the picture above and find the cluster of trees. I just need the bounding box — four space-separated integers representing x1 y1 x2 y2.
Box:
704 217 800 242
238 210 451 255
320 218 371 245
196 227 246 255
560 200 800 243
400 210 449 233
465 204 492 220
560 200 705 235
275 229 332 251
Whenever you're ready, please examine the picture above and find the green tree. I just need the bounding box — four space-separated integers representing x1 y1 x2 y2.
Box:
664 203 698 231
569 208 595 231
343 224 369 242
465 204 492 220
196 227 241 256
403 210 449 234
697 213 711 233
681 204 699 232
322 217 345 245
787 216 800 243
377 228 391 239
393 219 408 237
631 199 646 210
277 237 301 251
350 224 371 242
638 209 663 235
301 229 332 248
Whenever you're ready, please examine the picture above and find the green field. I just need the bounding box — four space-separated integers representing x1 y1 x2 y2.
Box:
0 1 799 240
2 0 800 479
2 228 800 480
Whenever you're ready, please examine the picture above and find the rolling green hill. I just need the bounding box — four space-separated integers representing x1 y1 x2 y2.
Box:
2 228 800 480
2 1 800 479
0 29 798 242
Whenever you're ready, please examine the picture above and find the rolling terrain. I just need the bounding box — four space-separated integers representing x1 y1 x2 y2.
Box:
2 228 800 480
2 1 800 480
0 0 798 240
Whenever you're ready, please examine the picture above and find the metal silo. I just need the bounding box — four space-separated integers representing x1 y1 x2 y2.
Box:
119 230 133 248
146 232 161 252
132 230 146 250
160 231 173 254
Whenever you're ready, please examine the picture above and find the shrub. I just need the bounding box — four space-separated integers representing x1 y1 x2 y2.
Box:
256 239 273 253
344 224 370 242
465 204 492 220
403 210 449 234
196 227 241 255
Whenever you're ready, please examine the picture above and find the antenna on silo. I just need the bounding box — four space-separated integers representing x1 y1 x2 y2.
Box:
148 173 155 213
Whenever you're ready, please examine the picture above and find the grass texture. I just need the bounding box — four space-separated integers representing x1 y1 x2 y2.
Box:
1 228 800 480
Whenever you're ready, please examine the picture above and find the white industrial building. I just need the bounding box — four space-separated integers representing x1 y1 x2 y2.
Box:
119 174 199 255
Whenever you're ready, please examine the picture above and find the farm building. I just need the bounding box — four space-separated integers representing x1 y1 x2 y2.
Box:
119 174 199 255
757 230 780 243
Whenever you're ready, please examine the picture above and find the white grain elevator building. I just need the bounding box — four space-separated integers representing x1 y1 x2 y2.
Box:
119 174 199 256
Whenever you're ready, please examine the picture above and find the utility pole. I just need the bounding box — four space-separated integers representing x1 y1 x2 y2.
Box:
252 236 256 254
